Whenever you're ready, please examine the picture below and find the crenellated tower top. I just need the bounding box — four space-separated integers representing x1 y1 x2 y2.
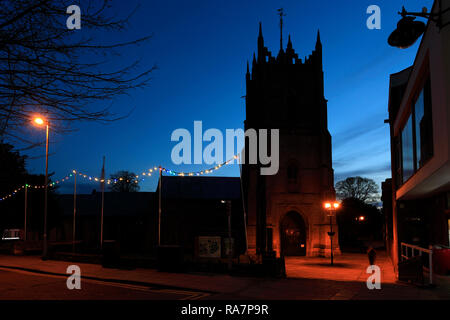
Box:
245 22 327 131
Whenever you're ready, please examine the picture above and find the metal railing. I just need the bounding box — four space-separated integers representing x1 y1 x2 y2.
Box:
400 242 433 285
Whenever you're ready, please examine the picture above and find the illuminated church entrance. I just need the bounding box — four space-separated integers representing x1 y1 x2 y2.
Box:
280 211 306 256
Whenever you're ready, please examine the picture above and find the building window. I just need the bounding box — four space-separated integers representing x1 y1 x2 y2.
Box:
398 78 433 186
402 115 414 183
287 162 299 192
415 79 433 168
287 163 298 184
448 219 450 247
394 136 402 186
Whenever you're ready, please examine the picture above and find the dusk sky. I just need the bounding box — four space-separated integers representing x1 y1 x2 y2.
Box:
20 0 432 193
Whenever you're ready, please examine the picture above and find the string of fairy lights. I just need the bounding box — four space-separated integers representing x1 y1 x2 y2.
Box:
0 154 241 202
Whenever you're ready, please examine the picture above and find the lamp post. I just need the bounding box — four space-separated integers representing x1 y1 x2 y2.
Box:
324 201 340 266
24 183 28 241
388 4 450 49
33 116 49 259
221 200 233 272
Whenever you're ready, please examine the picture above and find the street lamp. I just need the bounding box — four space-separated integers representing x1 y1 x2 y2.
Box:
33 116 49 259
324 201 340 266
388 4 450 49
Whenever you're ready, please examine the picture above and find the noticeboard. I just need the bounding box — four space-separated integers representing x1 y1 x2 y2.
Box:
198 236 221 258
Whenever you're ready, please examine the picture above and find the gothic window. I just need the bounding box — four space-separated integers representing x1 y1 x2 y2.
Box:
287 163 298 184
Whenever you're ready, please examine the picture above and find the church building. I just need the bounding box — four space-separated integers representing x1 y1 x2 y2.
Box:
242 22 339 260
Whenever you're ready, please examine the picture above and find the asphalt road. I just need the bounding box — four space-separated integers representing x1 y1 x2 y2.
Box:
0 268 210 300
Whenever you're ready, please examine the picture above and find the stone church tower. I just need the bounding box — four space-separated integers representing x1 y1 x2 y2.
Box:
242 23 339 259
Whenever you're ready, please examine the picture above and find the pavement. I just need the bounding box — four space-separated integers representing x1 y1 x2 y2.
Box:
285 251 397 283
0 252 449 300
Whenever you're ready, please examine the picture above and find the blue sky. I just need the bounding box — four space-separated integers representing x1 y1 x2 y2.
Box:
21 0 432 194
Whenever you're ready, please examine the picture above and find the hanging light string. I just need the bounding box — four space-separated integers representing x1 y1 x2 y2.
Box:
161 155 240 176
73 170 143 185
0 154 240 201
0 184 42 201
0 175 71 201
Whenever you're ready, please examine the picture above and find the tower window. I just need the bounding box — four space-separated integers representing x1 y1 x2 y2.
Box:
287 163 298 184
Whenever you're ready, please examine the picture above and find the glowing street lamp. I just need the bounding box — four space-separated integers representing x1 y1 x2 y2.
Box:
323 201 340 266
33 116 50 259
34 117 44 125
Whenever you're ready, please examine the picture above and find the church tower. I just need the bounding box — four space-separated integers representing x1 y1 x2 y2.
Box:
242 22 338 259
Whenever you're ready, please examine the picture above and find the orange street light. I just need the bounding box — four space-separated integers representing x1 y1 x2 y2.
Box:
323 200 341 266
34 117 45 126
323 201 340 211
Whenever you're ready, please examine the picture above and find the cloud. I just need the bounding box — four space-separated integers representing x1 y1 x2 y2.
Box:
334 161 391 183
333 141 389 169
333 112 387 150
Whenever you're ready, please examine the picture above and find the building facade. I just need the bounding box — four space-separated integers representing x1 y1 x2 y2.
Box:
242 24 337 259
386 0 450 272
57 192 156 254
158 176 246 260
55 177 246 260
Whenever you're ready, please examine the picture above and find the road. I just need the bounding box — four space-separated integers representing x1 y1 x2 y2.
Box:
0 268 210 300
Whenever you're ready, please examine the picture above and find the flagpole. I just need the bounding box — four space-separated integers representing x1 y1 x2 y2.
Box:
158 166 162 246
238 158 248 253
100 156 105 250
72 171 77 253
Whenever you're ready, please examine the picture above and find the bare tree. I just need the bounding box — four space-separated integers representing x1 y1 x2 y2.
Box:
335 176 380 203
0 0 155 146
109 170 140 192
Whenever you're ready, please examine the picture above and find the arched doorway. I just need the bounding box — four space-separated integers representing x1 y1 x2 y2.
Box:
280 211 306 256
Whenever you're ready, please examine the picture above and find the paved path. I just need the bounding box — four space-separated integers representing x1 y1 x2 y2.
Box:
285 251 397 283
